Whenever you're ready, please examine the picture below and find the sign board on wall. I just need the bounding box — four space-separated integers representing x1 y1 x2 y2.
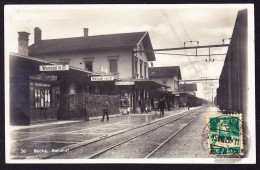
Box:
91 76 115 81
115 81 135 85
30 82 51 87
40 65 69 71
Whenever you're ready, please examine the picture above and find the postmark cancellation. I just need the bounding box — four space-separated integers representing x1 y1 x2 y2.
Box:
206 114 243 157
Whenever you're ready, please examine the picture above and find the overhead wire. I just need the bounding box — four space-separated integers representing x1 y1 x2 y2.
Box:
161 9 183 46
160 9 223 99
175 10 219 97
154 52 226 56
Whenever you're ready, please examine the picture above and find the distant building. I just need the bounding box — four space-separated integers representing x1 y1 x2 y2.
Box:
148 66 182 109
179 84 197 96
179 83 197 107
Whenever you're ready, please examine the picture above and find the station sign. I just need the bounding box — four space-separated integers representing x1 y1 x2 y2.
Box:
115 80 135 85
40 65 69 71
91 76 115 81
30 82 51 87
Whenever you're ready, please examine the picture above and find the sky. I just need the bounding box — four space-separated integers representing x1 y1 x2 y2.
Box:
5 5 246 100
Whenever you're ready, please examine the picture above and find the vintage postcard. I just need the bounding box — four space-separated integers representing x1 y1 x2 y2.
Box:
5 4 255 164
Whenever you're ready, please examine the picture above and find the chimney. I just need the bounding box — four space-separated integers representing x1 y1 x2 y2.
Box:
18 32 30 56
83 28 89 37
34 27 42 43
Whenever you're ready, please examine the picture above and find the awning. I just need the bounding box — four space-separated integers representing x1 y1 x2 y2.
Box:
115 79 169 89
133 79 169 89
150 89 173 94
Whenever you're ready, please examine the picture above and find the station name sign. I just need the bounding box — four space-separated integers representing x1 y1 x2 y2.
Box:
115 80 135 85
40 65 69 71
91 76 115 81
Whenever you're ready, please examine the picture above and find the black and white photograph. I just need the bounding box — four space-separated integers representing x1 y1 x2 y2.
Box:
4 4 255 164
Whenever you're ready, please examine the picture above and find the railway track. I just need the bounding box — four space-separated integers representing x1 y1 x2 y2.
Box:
144 114 199 158
46 107 204 159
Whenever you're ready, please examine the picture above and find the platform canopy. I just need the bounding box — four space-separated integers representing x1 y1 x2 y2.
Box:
133 79 169 89
9 52 100 82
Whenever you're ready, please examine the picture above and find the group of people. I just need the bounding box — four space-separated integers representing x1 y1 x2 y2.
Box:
153 98 166 117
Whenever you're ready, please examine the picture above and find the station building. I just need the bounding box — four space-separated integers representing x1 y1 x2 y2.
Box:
9 28 167 124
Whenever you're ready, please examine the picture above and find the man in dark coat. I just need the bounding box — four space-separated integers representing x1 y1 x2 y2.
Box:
158 99 165 117
101 101 109 121
186 102 190 110
140 99 146 113
167 100 171 111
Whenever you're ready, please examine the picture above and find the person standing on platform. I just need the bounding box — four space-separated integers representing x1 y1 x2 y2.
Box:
153 99 159 116
141 99 146 113
186 102 190 110
158 98 165 117
167 100 171 111
101 101 109 121
151 98 154 110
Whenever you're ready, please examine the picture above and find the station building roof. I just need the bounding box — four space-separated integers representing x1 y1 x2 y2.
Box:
29 32 155 61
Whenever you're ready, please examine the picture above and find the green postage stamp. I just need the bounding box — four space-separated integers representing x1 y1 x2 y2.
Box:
206 114 243 157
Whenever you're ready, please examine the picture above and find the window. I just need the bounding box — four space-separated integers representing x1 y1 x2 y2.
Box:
135 58 138 75
60 59 70 65
140 60 143 78
110 59 118 73
138 44 143 56
144 62 147 79
175 81 178 90
35 88 51 108
85 60 93 71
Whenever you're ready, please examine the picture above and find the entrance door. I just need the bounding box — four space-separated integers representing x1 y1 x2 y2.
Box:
29 81 58 123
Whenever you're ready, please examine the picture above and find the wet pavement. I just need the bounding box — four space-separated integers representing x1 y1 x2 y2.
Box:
9 107 192 159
